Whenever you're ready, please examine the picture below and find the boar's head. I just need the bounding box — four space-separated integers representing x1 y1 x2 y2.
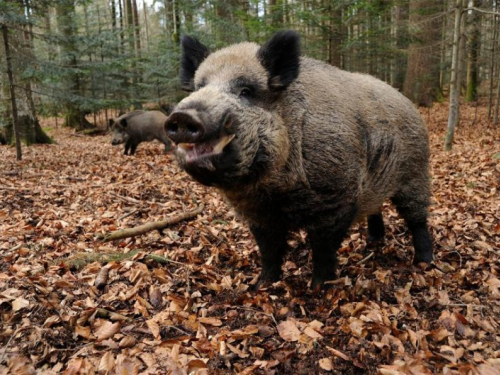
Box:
110 118 130 145
165 31 300 188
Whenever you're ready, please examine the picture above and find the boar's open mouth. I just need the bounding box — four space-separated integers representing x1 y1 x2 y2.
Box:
176 134 235 166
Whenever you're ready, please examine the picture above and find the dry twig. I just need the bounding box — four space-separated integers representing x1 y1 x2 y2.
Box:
97 204 204 242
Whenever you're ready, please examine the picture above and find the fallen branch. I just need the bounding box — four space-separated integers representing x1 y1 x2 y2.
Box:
55 250 188 270
97 204 204 242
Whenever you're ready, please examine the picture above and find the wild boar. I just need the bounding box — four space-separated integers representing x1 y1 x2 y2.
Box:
110 110 172 155
165 31 433 289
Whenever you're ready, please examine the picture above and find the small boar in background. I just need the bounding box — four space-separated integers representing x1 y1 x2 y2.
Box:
165 31 433 289
110 110 172 155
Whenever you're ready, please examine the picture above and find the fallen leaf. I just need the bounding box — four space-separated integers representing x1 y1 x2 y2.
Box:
277 319 301 342
95 321 120 342
319 358 333 371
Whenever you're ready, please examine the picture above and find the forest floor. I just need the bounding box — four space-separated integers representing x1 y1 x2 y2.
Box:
0 101 499 374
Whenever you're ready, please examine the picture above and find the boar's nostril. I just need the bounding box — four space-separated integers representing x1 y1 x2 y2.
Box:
167 122 179 133
165 111 204 144
187 124 199 134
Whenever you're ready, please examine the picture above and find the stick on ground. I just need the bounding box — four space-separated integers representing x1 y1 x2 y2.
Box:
97 204 204 242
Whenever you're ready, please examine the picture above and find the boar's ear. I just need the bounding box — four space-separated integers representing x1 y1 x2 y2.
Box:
258 30 300 91
120 118 128 128
108 119 114 128
180 36 210 92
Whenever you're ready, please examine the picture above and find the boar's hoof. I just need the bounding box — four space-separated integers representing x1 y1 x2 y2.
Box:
254 268 282 290
367 234 384 244
367 214 385 244
311 271 337 291
413 251 433 265
410 223 433 265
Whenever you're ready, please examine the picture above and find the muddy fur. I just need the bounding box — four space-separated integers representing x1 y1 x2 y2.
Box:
110 110 171 155
167 31 433 288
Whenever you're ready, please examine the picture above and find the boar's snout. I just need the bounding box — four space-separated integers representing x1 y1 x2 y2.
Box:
165 111 205 144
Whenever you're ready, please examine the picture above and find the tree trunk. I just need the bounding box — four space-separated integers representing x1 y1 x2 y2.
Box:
142 0 150 50
458 7 467 94
172 0 180 44
327 1 342 68
488 14 498 118
403 0 442 107
439 1 449 92
124 0 134 52
466 0 482 102
392 0 409 90
445 0 465 151
1 24 53 152
118 0 125 53
132 0 141 56
1 24 22 159
56 0 94 130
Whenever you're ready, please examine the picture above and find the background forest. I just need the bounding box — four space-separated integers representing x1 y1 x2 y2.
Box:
1 0 500 152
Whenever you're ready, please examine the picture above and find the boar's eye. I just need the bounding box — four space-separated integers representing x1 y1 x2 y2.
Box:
239 87 253 99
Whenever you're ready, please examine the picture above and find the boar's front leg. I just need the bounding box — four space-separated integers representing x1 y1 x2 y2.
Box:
308 210 357 289
124 140 132 155
129 141 139 155
250 223 289 288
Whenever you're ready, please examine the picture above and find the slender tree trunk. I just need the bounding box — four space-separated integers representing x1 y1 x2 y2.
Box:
393 0 409 90
439 1 449 92
466 0 482 102
494 73 500 125
2 24 22 160
132 0 141 56
458 6 467 94
172 0 180 44
124 0 134 51
142 0 150 50
488 15 498 118
110 0 119 55
403 0 442 106
494 20 500 125
118 0 125 53
445 0 465 151
1 1 53 150
327 1 342 68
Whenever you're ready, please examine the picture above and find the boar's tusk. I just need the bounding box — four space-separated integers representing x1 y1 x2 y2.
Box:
177 143 195 152
213 134 235 154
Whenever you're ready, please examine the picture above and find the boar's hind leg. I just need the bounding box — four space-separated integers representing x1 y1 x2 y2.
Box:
391 195 433 265
250 224 288 287
309 211 356 289
367 212 385 243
